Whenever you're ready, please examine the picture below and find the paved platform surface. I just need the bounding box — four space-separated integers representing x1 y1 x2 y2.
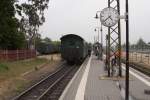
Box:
84 56 122 100
59 55 150 100
119 65 150 100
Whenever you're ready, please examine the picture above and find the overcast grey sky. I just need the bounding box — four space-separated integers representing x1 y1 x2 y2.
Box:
39 0 150 44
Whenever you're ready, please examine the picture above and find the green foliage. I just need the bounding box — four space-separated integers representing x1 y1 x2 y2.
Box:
136 38 146 48
122 38 150 50
52 41 61 45
17 0 50 49
35 37 60 54
43 37 52 43
121 43 126 50
0 0 50 50
0 0 26 49
0 63 9 72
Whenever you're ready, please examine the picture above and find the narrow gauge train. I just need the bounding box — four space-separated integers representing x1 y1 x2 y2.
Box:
37 42 60 54
60 34 89 64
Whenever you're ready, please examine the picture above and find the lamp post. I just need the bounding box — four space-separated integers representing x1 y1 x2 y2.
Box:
94 12 103 60
94 27 100 43
100 24 103 60
94 27 100 60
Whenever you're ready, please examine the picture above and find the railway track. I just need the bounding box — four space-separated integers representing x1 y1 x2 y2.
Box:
38 65 78 100
121 59 150 77
13 63 79 100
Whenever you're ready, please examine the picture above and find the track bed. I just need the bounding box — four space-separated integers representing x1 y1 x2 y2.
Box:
13 63 79 100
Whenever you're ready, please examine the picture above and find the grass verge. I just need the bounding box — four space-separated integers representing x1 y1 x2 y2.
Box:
0 54 61 100
0 57 50 99
0 58 49 80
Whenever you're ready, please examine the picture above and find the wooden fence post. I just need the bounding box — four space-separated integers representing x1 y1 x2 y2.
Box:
17 49 19 61
6 50 8 61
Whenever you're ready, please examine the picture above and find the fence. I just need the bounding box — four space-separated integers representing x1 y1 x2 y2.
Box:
0 50 36 61
122 51 150 65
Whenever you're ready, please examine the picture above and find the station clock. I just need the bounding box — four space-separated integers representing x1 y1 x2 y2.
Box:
100 7 119 27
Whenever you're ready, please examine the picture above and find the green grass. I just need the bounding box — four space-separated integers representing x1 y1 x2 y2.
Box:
0 56 58 99
0 58 49 80
0 63 9 72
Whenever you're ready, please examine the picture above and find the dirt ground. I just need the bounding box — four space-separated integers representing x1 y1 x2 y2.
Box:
0 54 62 100
122 52 150 69
129 52 150 69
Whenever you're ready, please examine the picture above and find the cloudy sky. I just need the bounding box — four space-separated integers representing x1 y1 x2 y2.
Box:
39 0 150 44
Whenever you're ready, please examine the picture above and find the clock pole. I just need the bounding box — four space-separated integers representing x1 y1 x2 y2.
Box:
107 0 122 77
117 0 122 77
100 23 103 60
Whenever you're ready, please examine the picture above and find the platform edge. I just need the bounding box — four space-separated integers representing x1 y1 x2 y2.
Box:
59 57 90 100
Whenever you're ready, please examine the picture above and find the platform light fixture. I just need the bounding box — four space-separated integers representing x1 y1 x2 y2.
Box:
94 12 103 60
94 13 99 19
94 27 100 42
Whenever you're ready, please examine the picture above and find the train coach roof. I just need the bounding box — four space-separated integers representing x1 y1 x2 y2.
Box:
61 34 84 41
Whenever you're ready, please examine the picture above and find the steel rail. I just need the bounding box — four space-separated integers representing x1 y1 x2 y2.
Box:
37 66 75 100
13 62 71 100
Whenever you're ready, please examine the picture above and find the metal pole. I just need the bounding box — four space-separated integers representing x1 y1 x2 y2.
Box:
106 35 108 70
106 35 108 58
101 24 103 60
106 34 110 76
107 0 111 77
98 28 100 59
98 28 100 42
108 28 111 77
125 0 129 99
117 0 122 77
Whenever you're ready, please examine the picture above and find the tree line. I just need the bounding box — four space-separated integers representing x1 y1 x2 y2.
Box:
0 0 50 50
35 36 61 54
122 38 150 51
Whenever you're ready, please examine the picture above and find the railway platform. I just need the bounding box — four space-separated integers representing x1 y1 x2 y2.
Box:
59 55 150 100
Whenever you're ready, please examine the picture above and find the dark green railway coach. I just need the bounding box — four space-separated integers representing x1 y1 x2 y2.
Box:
60 34 88 64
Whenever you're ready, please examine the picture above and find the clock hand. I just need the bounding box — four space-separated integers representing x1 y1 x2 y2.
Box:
104 16 112 22
109 16 113 21
104 16 110 22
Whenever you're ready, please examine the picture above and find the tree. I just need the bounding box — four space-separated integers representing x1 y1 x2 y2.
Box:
0 0 26 49
136 38 146 50
17 0 50 49
130 44 136 50
121 43 126 51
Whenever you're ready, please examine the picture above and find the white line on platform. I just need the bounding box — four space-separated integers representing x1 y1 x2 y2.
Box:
75 56 92 100
122 65 150 87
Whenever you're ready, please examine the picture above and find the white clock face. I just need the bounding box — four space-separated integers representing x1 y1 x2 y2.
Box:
100 7 119 27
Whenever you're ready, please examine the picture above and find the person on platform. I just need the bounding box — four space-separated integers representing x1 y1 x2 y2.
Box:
111 55 117 76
